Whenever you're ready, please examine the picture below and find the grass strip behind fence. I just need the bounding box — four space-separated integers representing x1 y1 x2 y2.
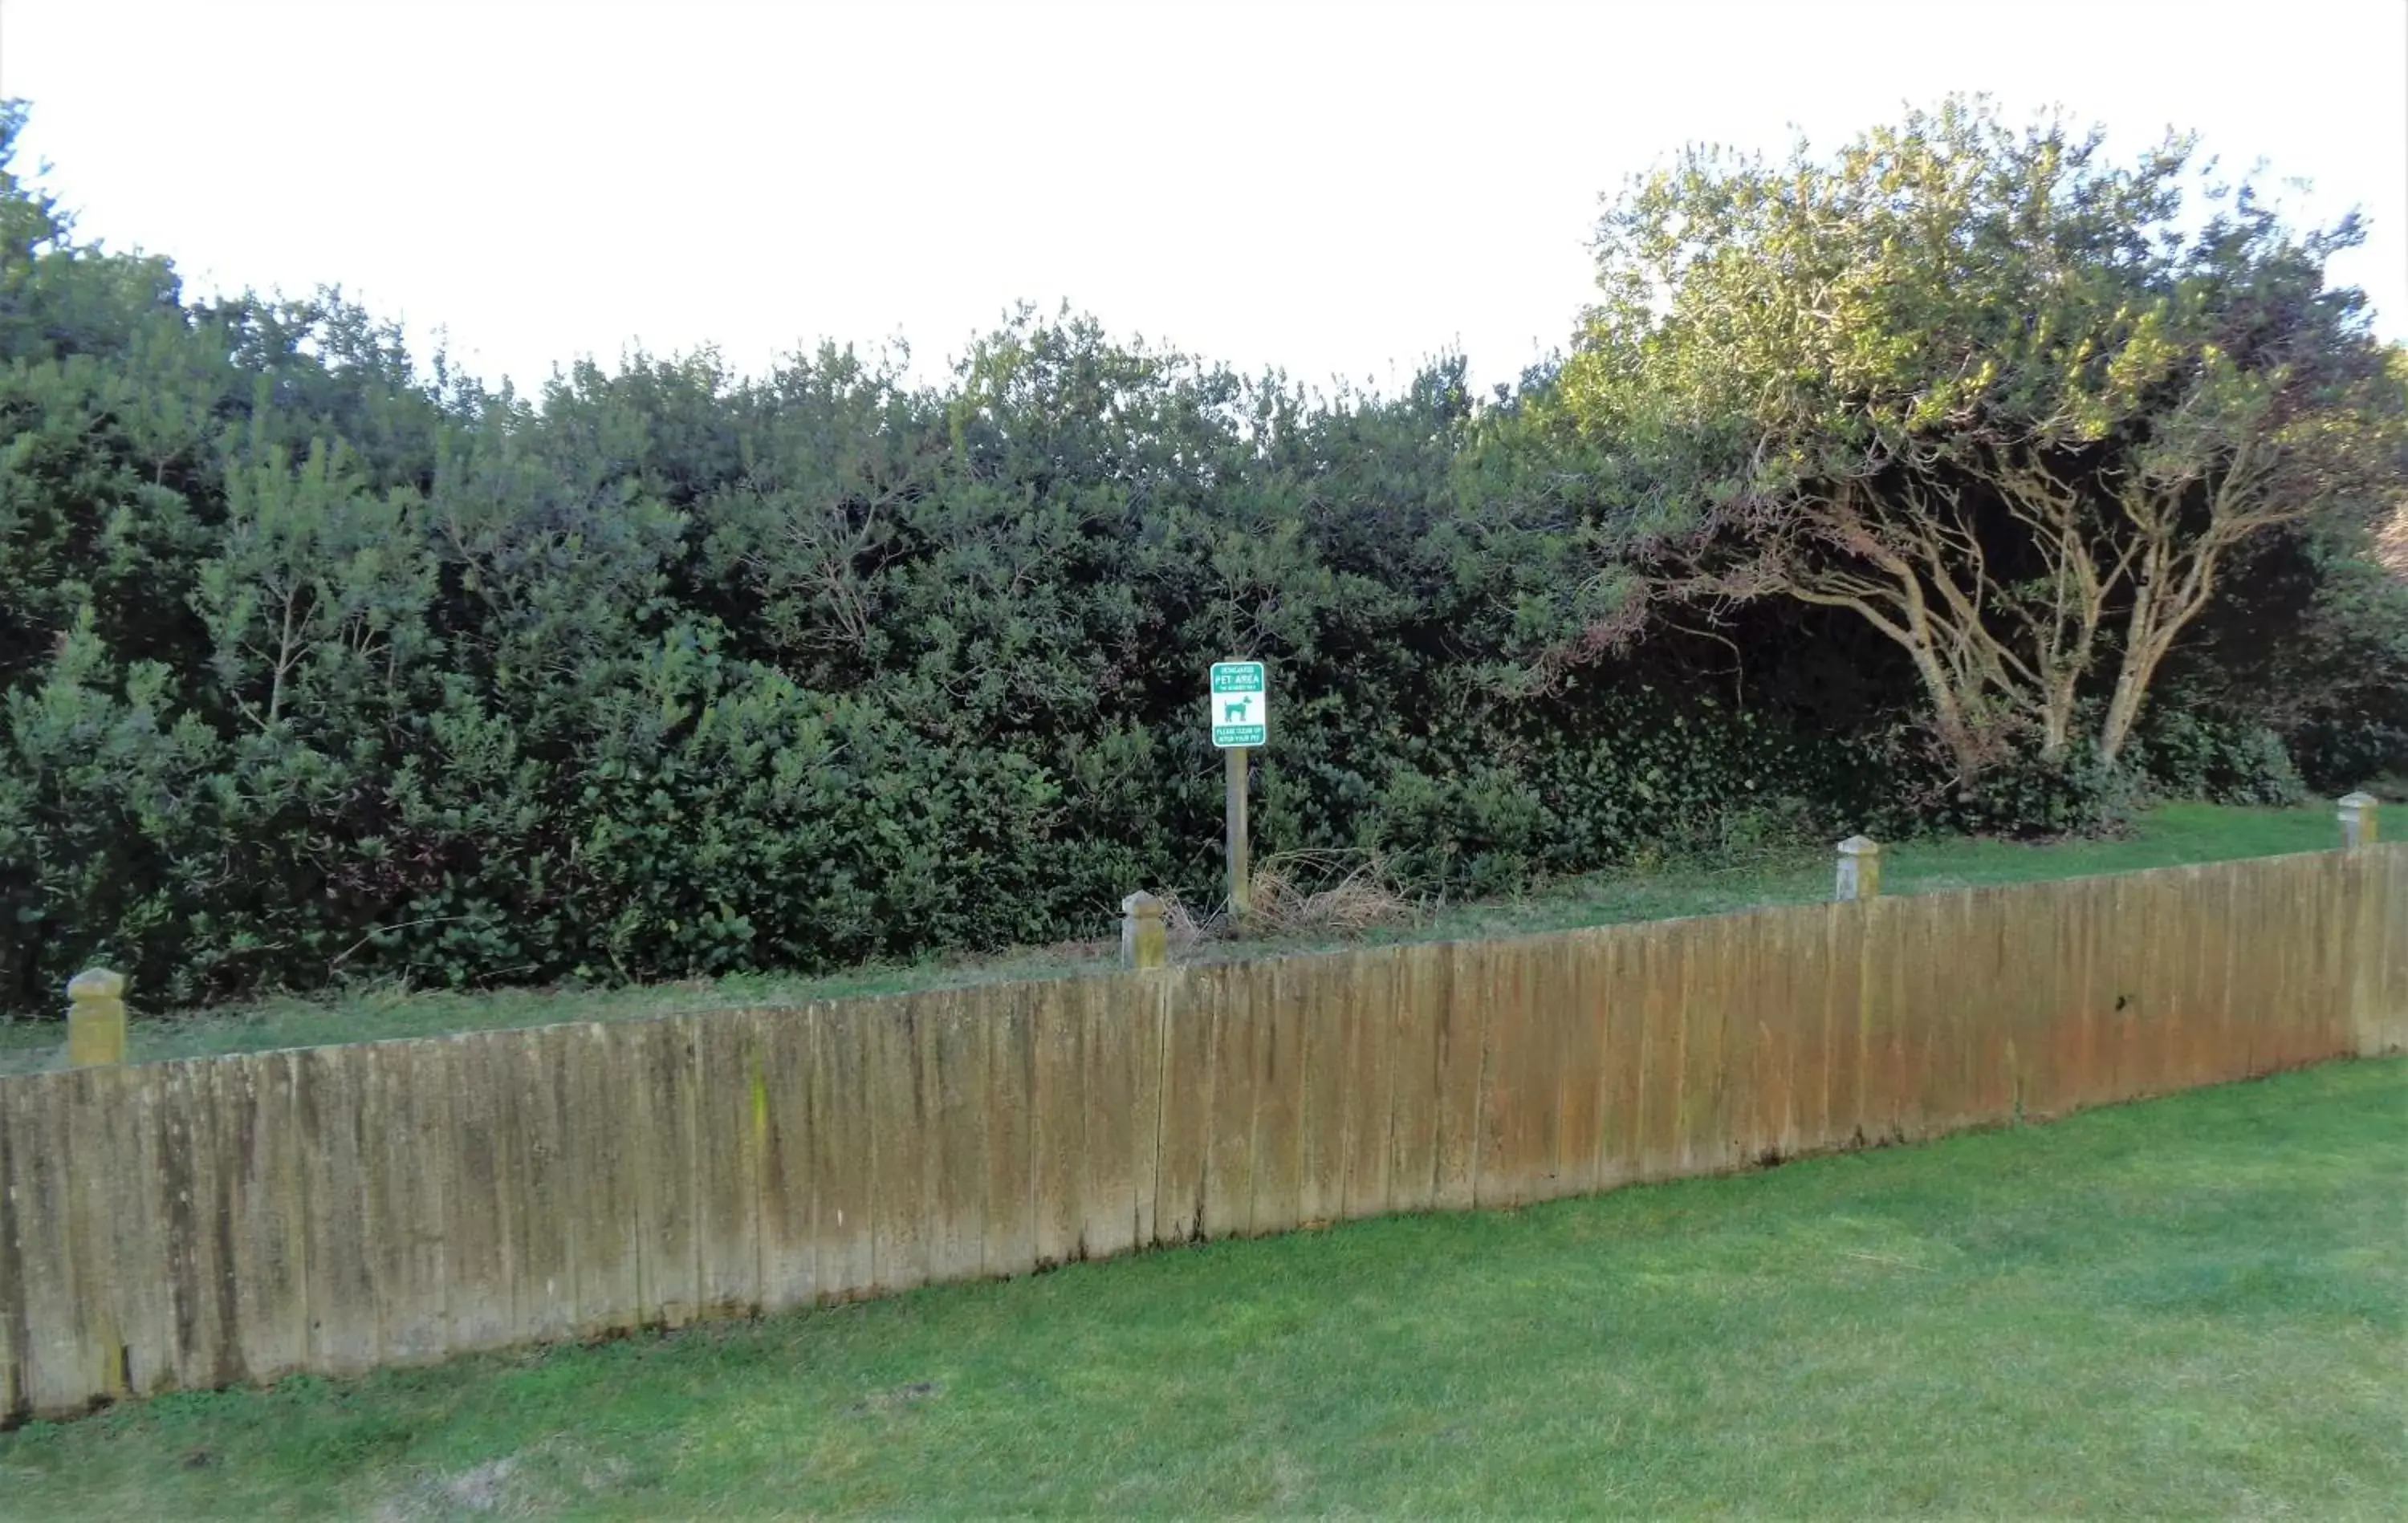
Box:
0 802 2345 1074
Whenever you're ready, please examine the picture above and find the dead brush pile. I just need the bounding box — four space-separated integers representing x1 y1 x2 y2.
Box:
1155 850 1420 952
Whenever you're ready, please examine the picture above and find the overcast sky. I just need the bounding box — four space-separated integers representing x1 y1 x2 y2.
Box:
4 0 2403 397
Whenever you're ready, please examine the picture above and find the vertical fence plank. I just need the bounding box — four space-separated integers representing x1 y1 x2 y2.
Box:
634 1018 704 1326
2382 847 2408 1052
1890 897 1938 1141
929 991 991 1285
369 1042 446 1361
1773 907 1818 1159
0 1077 25 1420
2062 875 2106 1110
2109 874 2154 1100
1923 896 1970 1130
1596 926 1645 1186
1676 919 1735 1172
2074 875 2117 1108
2186 867 2236 1087
5 1075 88 1415
1150 973 1211 1249
1861 896 1910 1145
1823 901 1868 1149
2155 871 2198 1091
1727 913 1777 1167
1472 938 1511 1208
1632 923 1682 1176
153 1058 230 1391
866 1000 931 1295
2296 855 2336 1062
2003 886 2053 1120
1249 961 1306 1238
755 1009 820 1313
2264 856 2302 1068
2288 858 2329 1062
510 1025 576 1344
1740 910 1788 1160
1776 905 1829 1157
2215 866 2254 1082
2025 885 2072 1116
1129 973 1167 1252
2313 855 2356 1059
1432 941 1487 1212
1031 981 1087 1263
811 1004 877 1302
1985 890 2029 1121
234 1053 314 1384
445 1035 519 1354
2277 856 2321 1071
1386 943 1444 1213
1340 948 1400 1222
1297 956 1350 1226
1479 936 1547 1208
984 988 1040 1274
565 1024 638 1338
695 1013 764 1318
1080 977 1139 1263
2189 867 2235 1088
298 1047 379 1376
1525 936 1573 1201
2238 859 2282 1074
1945 894 1992 1130
0 1077 22 1421
2158 866 2196 1092
1202 966 1258 1239
75 1066 168 1398
1557 932 1608 1197
2337 852 2377 1057
1909 895 1956 1137
1926 895 1970 1131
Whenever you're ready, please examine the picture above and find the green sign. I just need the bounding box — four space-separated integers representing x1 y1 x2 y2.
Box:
1209 660 1267 748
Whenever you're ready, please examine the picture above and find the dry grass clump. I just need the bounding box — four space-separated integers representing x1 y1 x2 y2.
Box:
1154 850 1419 951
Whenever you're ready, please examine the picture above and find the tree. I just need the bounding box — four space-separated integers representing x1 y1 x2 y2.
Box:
1552 97 2408 789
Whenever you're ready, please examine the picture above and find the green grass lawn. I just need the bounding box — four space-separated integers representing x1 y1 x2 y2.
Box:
2 1057 2398 1518
0 800 2349 1074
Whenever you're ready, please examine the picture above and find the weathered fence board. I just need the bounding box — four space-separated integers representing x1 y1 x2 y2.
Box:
2 846 2400 1421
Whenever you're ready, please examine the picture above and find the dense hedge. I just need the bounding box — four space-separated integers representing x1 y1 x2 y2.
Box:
0 106 2387 1013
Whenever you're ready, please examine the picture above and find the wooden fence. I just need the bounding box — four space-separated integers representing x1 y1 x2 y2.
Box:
3 845 2401 1421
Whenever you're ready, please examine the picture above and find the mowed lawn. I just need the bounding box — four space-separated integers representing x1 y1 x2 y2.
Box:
2 1058 2399 1519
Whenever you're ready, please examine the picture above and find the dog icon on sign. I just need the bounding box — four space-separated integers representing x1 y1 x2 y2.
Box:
1222 696 1254 723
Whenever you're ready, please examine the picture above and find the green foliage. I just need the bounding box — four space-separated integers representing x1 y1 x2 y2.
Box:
0 99 2398 1011
1540 95 2407 793
2129 709 2308 808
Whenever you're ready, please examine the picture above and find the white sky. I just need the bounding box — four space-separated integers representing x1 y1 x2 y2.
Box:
3 0 2403 397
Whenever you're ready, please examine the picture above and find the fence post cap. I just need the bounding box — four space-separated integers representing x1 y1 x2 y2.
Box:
67 968 126 1001
1837 835 1883 856
2337 792 2378 810
1121 891 1166 918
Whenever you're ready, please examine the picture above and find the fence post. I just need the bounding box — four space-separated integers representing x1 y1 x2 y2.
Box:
1121 891 1169 969
66 968 128 1067
2337 791 2378 849
1836 835 1883 900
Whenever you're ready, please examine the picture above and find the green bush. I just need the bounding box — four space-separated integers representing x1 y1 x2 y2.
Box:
2131 710 2310 809
2 104 2391 1014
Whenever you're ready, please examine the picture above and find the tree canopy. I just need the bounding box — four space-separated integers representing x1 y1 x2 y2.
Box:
1545 98 2408 790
